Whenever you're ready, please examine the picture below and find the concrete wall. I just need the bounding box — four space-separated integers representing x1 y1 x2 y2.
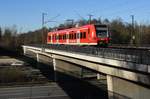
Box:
107 75 150 99
23 46 150 99
38 54 53 65
55 59 82 78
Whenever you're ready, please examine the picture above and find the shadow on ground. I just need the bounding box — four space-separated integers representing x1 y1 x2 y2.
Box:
28 59 108 99
0 47 108 99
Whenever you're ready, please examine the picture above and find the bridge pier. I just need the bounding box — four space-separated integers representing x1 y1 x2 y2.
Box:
53 58 57 82
36 53 39 62
23 45 150 99
107 75 150 99
97 73 106 80
23 46 26 55
97 73 100 79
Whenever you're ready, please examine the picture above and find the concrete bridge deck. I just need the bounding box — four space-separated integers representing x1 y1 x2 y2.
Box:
23 45 150 99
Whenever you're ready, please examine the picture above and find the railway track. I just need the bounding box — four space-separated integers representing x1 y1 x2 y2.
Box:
28 44 150 65
109 44 150 51
31 44 150 52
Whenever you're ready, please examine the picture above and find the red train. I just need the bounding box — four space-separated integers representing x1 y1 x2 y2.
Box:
47 24 110 46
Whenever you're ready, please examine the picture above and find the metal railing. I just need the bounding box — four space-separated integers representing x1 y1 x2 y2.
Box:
29 44 150 65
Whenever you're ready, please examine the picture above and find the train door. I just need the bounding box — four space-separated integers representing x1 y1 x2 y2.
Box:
80 29 88 44
77 30 80 44
56 33 59 44
51 34 52 43
66 32 69 44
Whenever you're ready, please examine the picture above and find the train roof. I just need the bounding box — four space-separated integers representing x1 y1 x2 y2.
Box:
48 24 107 34
48 24 93 33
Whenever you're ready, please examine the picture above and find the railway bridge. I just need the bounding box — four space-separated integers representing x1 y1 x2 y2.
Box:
22 45 150 99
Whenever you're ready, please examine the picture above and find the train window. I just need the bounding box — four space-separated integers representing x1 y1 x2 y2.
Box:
59 35 61 40
77 33 80 39
64 34 66 39
64 34 68 40
52 35 54 40
58 35 59 40
59 35 60 40
83 32 86 38
60 35 62 40
69 34 71 39
56 35 57 40
62 34 65 40
80 32 82 39
74 33 76 39
54 35 56 40
72 34 73 39
82 32 84 38
96 30 107 38
49 36 51 40
70 34 71 39
71 34 72 39
66 34 67 39
56 35 59 40
70 34 72 39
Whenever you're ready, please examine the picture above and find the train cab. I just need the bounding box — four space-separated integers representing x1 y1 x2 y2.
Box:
47 24 110 47
94 25 110 46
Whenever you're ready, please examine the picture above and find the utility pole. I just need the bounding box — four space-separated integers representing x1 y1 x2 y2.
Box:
139 24 143 46
88 14 93 24
131 15 135 45
98 17 101 24
41 13 60 51
42 13 47 45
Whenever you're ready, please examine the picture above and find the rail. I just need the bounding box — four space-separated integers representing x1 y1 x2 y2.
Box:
28 44 150 65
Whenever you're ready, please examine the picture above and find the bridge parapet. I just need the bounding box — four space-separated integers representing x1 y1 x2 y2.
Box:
23 45 150 86
28 44 150 65
23 45 150 99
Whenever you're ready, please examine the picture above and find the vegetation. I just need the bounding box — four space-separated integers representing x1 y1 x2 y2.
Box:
0 68 27 83
0 27 2 41
0 18 150 52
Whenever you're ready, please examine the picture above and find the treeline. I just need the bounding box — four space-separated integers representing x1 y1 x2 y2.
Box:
0 26 50 52
0 18 150 52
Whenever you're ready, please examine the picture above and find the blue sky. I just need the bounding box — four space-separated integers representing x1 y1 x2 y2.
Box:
0 0 150 32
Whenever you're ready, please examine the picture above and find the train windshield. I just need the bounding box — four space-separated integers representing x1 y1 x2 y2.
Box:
95 25 108 38
96 29 108 38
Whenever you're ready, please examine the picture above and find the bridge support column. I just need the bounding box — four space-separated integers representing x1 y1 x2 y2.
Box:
53 58 57 82
97 73 100 79
36 53 39 62
97 73 106 80
23 46 26 55
107 75 114 99
107 75 150 99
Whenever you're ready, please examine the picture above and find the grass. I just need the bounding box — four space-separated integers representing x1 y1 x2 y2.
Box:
0 68 27 83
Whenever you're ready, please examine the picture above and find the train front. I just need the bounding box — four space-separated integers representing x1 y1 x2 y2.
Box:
95 25 110 46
